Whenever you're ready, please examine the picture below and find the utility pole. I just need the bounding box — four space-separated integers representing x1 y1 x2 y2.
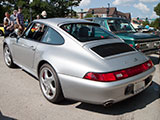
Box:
107 3 110 17
71 6 73 18
29 0 33 22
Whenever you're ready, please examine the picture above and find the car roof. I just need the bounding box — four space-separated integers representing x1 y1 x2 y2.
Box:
34 18 97 26
86 17 128 21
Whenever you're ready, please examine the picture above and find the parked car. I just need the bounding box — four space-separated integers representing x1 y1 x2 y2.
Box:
0 24 4 36
86 17 160 55
3 18 155 106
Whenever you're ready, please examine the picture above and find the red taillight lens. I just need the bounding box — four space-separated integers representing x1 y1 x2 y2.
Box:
129 44 133 47
135 44 140 49
83 60 153 82
84 72 116 82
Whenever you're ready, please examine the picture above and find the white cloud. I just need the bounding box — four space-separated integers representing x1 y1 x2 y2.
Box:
80 0 91 6
112 0 134 6
134 3 150 13
151 11 158 18
139 0 158 3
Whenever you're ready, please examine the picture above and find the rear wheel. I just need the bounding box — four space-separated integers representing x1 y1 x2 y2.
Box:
3 45 16 68
39 63 64 103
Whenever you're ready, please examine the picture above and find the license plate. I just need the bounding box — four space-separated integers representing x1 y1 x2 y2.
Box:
134 81 145 93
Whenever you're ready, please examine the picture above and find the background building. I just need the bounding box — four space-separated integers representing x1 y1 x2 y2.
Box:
78 7 131 21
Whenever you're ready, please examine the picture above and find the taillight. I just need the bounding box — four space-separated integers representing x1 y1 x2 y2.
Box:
84 72 116 82
135 43 140 49
129 44 133 47
83 60 153 82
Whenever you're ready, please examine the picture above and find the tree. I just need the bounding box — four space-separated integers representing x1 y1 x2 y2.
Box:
150 18 160 29
142 21 149 27
84 13 93 18
0 0 82 23
30 0 82 19
154 3 160 17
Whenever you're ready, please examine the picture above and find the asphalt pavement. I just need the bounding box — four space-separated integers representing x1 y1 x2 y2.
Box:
0 37 160 120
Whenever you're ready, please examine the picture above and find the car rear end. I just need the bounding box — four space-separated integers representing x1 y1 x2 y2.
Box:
81 41 155 105
59 21 155 105
58 41 155 105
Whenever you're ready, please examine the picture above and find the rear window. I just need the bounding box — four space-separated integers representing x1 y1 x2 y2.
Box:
60 23 116 42
91 43 135 57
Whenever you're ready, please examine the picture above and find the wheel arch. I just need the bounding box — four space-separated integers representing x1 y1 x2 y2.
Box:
37 60 49 77
37 60 58 78
3 42 7 48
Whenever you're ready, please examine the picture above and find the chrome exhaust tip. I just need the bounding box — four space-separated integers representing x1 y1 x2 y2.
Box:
103 100 114 107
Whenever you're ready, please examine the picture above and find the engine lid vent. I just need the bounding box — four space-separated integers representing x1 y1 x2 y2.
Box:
91 43 135 58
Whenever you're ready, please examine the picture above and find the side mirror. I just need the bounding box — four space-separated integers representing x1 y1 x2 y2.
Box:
9 33 18 38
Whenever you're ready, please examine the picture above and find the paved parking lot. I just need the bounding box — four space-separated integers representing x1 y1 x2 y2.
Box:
0 37 159 120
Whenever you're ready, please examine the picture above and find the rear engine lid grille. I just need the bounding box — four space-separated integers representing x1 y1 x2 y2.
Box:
91 43 135 58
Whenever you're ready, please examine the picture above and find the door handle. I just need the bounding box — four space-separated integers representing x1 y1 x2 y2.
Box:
30 46 36 51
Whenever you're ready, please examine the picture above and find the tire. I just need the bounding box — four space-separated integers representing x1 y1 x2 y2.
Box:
39 63 64 103
0 30 3 36
3 44 16 68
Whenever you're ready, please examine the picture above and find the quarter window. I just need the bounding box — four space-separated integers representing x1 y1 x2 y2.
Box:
41 27 64 45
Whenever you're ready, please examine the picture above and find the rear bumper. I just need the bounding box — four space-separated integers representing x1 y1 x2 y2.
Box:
58 67 155 105
141 48 160 55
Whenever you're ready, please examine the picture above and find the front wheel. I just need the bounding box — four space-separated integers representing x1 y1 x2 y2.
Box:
3 45 16 68
39 63 64 103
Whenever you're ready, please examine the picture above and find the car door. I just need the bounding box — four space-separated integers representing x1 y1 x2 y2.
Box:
12 22 47 69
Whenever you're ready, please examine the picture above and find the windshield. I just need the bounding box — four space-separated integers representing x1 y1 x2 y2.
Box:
107 19 136 33
60 23 116 42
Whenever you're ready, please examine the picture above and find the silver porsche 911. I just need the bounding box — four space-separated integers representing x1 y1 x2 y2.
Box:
3 18 155 106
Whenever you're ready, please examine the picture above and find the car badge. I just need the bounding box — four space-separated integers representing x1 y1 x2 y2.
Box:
134 58 138 62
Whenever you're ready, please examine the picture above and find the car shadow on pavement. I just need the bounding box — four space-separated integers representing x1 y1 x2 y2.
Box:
76 81 160 115
58 99 78 105
0 111 16 120
149 55 160 65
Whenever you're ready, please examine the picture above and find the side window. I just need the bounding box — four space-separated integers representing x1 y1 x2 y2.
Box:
23 22 47 41
94 19 106 28
41 27 64 45
94 19 101 25
100 20 105 27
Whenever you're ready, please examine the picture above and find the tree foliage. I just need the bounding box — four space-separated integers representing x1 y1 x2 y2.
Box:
142 21 149 27
0 0 82 23
150 18 160 29
154 3 160 17
84 13 93 18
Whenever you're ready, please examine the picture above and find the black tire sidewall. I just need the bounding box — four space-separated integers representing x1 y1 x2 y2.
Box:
0 30 3 36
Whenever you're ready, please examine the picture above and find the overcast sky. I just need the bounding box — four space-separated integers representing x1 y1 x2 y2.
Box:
74 0 159 19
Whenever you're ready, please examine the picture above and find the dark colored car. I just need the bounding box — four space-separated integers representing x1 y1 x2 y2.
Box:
86 17 160 55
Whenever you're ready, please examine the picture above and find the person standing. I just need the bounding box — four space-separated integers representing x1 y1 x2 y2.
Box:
3 12 14 37
10 10 17 25
24 19 29 27
16 6 24 32
36 15 40 19
41 11 47 19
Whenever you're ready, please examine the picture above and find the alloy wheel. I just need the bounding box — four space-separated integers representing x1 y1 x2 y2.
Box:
4 46 12 66
40 67 56 100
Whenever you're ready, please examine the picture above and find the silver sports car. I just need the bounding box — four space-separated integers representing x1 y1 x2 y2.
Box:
3 18 155 106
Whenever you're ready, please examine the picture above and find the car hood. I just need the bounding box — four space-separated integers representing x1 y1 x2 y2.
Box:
116 32 159 40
